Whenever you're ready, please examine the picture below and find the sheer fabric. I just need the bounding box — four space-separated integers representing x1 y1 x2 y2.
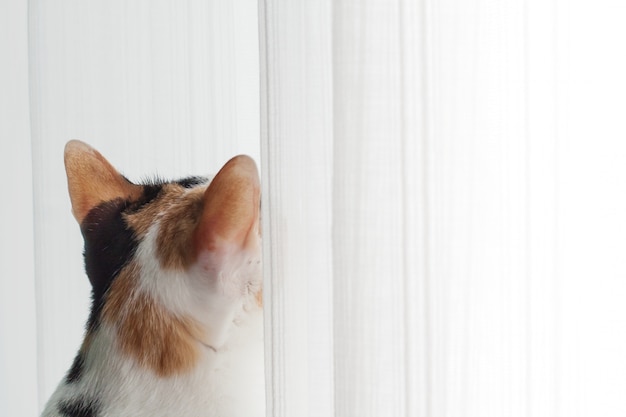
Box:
260 1 626 416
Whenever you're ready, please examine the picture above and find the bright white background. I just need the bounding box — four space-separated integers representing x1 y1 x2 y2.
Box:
2 0 626 416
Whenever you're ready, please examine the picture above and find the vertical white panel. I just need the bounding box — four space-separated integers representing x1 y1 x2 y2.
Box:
0 1 38 416
28 0 260 409
260 0 626 415
331 0 559 416
400 1 430 416
259 1 334 416
527 0 559 416
422 1 538 416
556 1 626 416
333 1 407 416
261 0 563 416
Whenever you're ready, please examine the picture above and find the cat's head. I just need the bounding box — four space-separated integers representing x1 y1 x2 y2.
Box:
64 140 262 376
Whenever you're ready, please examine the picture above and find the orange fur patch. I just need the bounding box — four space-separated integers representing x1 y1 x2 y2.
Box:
156 189 205 270
102 262 204 376
194 155 260 252
125 185 205 270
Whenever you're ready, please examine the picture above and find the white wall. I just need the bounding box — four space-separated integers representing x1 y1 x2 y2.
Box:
0 1 38 416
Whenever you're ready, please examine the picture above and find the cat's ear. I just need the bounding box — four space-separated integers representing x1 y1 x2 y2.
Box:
193 155 260 254
64 140 142 223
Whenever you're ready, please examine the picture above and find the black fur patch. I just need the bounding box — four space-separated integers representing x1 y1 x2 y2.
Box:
80 183 165 334
65 352 84 384
135 182 164 208
81 198 139 334
176 176 207 188
58 398 100 417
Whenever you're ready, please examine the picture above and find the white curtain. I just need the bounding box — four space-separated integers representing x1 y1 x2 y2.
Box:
260 1 626 417
3 0 626 416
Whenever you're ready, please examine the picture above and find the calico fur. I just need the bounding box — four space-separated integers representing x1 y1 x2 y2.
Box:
41 141 264 417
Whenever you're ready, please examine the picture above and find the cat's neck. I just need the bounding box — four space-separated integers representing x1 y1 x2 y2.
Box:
43 305 264 417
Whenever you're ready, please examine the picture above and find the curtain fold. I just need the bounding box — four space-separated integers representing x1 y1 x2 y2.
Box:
260 0 566 416
332 1 419 415
259 1 335 415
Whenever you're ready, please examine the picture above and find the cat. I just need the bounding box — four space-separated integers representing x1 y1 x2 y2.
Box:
41 141 265 417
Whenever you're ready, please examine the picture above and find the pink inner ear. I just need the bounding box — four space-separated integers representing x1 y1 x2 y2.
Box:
193 155 260 255
64 140 142 223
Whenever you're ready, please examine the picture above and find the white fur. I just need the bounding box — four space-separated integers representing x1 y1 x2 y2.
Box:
41 213 265 417
42 312 264 417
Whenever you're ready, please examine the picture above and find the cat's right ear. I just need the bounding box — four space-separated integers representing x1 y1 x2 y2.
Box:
193 155 260 254
64 140 142 224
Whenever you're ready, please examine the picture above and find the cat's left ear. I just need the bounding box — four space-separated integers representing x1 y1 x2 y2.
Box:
193 155 260 255
64 140 142 223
